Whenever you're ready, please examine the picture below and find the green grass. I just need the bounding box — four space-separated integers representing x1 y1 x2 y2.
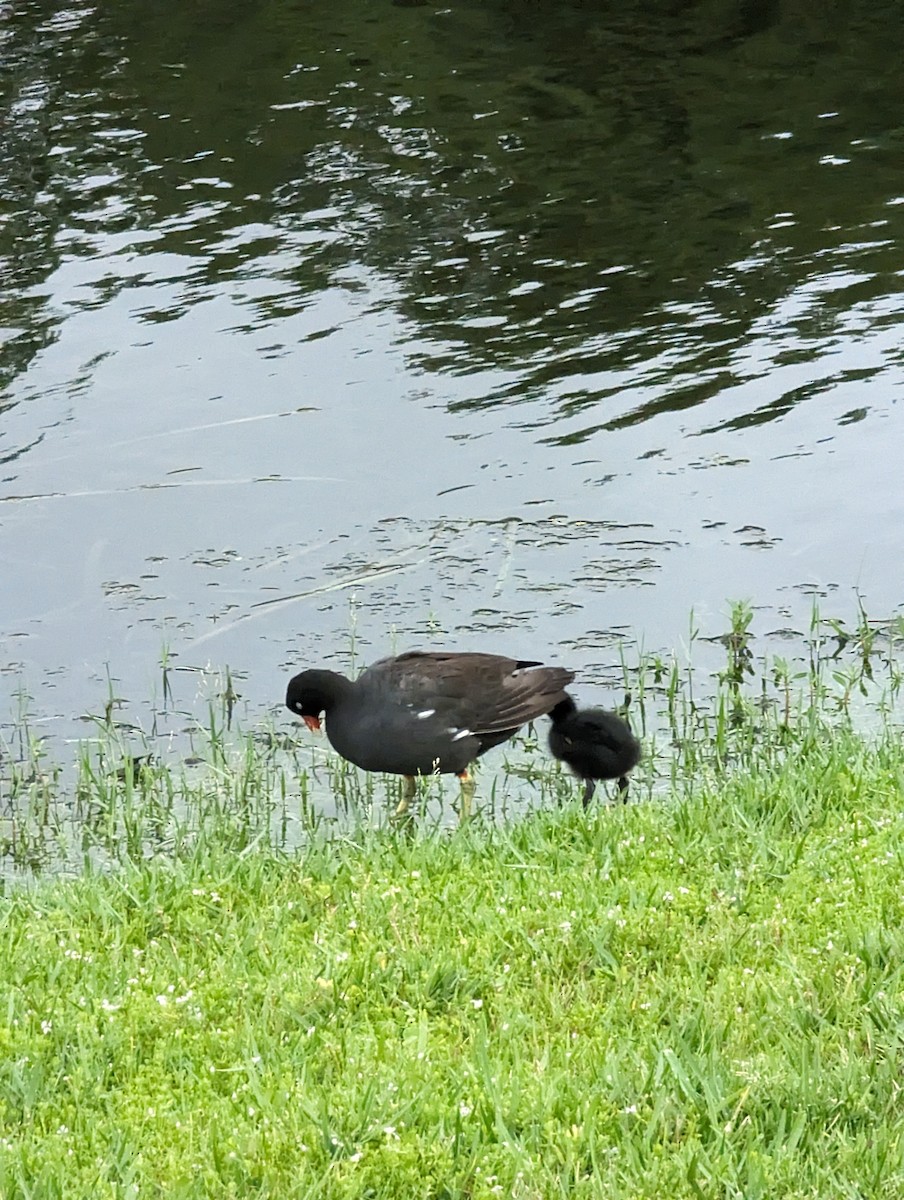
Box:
2 600 904 1197
2 725 904 1198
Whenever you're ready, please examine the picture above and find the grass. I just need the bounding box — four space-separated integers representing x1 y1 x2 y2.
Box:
1 601 904 1197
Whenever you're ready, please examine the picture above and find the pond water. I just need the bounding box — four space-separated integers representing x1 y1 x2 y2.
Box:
2 0 903 773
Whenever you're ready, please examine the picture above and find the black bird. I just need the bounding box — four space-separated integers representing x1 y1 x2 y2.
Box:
286 650 574 816
548 696 641 805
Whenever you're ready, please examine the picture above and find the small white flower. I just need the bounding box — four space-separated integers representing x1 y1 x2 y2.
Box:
471 998 483 1009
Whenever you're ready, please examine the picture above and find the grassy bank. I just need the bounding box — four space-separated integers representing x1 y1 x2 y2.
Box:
2 722 904 1198
2 603 903 1196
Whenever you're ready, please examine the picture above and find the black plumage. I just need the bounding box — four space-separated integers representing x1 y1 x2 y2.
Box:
548 696 641 804
287 650 574 780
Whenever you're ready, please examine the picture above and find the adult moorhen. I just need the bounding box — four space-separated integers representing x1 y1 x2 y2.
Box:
548 696 641 805
286 650 574 816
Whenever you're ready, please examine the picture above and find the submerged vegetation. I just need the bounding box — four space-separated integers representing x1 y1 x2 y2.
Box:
1 602 903 1197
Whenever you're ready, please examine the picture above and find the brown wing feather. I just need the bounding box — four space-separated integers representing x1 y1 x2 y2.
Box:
468 667 575 732
363 651 574 734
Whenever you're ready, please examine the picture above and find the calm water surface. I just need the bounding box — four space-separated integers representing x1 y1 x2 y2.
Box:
2 0 903 771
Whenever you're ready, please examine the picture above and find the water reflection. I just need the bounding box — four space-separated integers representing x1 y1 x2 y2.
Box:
1 0 903 760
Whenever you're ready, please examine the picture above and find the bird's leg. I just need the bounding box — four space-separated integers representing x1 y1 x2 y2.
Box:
456 770 476 822
582 778 596 808
616 775 630 803
394 775 417 819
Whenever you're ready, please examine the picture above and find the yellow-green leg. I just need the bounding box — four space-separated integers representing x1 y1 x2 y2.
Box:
394 774 417 819
457 770 476 822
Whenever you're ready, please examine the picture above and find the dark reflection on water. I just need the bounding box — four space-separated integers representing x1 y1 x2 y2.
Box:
1 0 903 790
4 0 903 405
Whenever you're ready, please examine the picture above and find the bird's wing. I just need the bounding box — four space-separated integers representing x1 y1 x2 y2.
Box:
365 651 574 734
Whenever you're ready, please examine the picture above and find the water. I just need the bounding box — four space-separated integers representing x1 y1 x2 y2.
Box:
2 0 904 768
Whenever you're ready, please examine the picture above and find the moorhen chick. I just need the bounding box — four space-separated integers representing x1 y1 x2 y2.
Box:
286 650 575 817
548 696 641 805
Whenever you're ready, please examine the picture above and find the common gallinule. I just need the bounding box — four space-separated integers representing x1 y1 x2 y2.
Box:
286 650 575 816
548 697 641 805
